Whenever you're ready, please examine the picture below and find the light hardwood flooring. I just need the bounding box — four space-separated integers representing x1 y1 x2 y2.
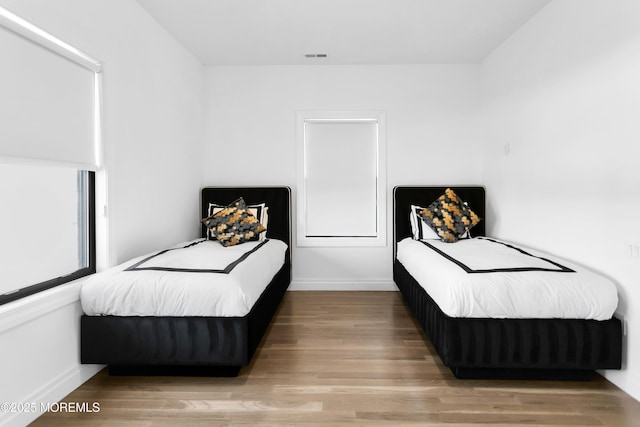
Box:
33 291 640 426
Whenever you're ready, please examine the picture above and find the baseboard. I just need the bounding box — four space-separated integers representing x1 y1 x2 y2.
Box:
0 363 104 427
289 279 397 291
600 369 640 404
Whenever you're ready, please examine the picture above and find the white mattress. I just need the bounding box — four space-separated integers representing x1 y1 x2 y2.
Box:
396 237 618 320
81 238 287 317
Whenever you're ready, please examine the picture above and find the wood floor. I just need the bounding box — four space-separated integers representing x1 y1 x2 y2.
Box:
33 291 640 426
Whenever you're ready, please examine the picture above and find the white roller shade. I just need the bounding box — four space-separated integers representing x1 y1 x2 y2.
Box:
304 120 378 237
0 8 99 170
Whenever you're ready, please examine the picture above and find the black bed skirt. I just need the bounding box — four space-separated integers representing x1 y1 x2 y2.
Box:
393 260 622 380
81 261 290 375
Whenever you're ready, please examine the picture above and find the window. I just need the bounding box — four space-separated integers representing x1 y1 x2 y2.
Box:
0 164 95 305
296 111 386 247
0 6 101 305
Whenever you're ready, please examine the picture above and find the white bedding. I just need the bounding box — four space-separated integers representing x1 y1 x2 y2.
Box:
81 238 287 317
397 237 618 320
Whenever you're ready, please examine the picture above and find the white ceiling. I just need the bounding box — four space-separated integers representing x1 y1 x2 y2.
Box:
135 0 551 65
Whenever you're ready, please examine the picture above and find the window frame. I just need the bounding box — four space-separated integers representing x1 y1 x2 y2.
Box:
296 110 387 247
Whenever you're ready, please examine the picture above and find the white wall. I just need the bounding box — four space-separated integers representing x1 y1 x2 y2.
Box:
0 1 203 425
203 65 482 289
481 0 640 401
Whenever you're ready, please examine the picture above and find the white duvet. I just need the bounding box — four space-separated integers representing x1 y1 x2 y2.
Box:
81 239 287 317
397 237 618 320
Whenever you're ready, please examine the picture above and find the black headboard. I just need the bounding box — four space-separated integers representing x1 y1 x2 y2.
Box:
393 186 486 256
200 187 292 248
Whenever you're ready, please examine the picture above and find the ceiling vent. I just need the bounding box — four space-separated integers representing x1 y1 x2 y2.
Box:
305 53 327 58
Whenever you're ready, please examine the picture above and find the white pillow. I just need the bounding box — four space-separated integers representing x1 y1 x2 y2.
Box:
409 204 440 240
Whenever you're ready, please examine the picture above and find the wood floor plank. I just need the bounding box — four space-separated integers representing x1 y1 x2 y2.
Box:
31 291 640 426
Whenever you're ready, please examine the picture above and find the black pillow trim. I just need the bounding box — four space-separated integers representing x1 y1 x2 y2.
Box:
125 239 269 274
419 237 575 274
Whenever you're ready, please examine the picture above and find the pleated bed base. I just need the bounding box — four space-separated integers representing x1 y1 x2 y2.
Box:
393 260 622 381
81 262 290 376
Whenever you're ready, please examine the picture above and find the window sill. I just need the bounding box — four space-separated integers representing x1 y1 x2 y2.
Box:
0 280 83 334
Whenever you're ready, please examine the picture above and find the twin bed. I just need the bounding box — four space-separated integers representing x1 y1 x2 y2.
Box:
80 184 622 380
80 187 291 375
393 186 622 380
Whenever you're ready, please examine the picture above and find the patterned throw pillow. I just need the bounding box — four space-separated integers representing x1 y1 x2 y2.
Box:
417 188 480 243
201 197 266 247
208 202 268 241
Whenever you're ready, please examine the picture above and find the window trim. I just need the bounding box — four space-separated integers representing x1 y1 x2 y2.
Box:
0 6 101 73
296 110 387 247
